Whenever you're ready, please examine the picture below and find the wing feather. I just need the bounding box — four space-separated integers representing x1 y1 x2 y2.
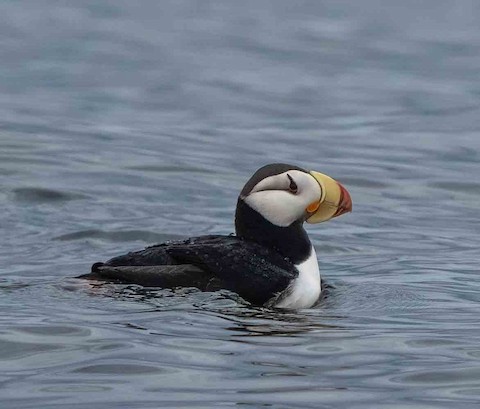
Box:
84 235 296 305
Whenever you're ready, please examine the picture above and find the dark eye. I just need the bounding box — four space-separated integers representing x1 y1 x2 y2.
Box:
287 174 298 194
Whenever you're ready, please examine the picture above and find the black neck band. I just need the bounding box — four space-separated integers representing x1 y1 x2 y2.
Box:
234 199 311 265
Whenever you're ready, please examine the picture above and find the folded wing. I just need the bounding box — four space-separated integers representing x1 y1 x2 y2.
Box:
84 235 297 305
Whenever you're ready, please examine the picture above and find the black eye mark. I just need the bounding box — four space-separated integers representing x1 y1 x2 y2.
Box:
287 174 298 194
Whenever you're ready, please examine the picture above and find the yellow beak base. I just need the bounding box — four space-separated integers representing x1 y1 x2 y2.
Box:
306 171 352 224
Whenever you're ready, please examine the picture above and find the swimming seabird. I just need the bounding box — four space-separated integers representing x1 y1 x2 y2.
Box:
84 163 352 309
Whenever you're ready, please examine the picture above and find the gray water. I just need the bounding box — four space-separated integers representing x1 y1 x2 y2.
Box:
1 1 480 408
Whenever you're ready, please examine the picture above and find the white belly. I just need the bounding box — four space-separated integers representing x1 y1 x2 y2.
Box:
273 246 321 309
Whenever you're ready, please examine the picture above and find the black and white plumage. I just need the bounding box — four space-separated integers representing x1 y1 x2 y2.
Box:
83 163 352 309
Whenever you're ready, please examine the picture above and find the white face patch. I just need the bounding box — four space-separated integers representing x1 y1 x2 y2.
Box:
243 170 322 227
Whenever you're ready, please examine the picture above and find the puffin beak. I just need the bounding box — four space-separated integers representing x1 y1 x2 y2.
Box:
306 171 352 224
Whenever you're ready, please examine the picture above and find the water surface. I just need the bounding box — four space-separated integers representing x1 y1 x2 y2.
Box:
1 1 480 408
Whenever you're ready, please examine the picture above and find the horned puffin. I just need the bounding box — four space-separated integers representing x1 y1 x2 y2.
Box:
84 163 352 309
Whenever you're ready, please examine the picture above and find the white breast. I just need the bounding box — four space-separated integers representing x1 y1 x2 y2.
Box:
272 246 321 310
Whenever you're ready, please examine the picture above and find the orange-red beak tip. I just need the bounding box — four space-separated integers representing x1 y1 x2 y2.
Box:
333 183 352 218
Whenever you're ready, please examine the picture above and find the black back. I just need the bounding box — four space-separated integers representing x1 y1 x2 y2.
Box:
89 235 297 305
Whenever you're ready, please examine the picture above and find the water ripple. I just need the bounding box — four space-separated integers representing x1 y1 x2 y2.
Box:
1 1 480 408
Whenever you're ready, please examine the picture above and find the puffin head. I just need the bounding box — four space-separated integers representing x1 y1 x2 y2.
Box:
236 163 352 229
